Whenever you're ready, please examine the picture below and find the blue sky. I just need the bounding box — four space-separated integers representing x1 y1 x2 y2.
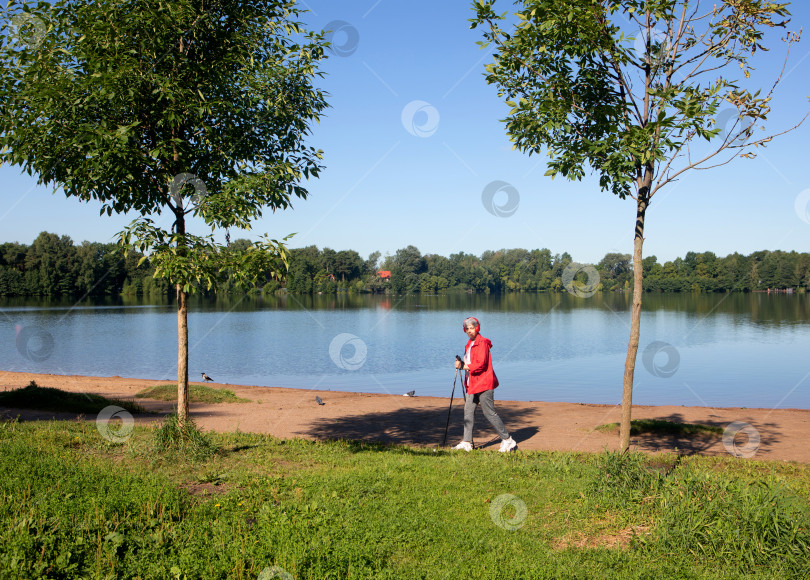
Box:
1 0 809 265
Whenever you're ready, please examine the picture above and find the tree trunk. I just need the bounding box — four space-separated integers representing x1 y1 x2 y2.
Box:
177 283 189 427
619 195 648 452
174 200 189 428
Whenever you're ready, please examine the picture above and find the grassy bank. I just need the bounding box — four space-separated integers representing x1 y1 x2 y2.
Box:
0 381 146 415
135 384 251 404
1 418 808 579
595 418 724 437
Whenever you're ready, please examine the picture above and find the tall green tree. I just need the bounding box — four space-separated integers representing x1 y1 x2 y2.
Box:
334 249 363 282
389 245 426 293
472 0 804 450
25 232 76 296
0 0 328 426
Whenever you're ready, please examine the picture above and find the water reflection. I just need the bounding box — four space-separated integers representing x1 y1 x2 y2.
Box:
3 291 807 325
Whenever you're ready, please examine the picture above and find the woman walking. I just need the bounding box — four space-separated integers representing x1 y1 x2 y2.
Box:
453 317 517 452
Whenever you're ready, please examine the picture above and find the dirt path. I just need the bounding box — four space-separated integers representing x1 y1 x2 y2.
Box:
2 371 808 462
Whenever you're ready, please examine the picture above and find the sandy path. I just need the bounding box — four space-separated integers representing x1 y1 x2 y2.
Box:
2 371 808 462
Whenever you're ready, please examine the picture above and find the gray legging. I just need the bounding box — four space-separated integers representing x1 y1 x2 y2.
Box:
463 388 509 442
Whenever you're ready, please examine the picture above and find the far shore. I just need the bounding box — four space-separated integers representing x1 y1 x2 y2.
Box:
1 370 808 463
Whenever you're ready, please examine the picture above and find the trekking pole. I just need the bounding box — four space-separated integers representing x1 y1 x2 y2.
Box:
441 357 463 446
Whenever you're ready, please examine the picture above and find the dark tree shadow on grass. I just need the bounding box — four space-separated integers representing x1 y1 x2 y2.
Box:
0 397 172 427
623 413 785 458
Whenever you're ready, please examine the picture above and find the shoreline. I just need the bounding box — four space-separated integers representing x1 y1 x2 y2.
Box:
2 370 809 462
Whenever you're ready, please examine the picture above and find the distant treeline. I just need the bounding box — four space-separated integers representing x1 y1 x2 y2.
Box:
288 245 810 294
1 232 809 297
0 232 159 297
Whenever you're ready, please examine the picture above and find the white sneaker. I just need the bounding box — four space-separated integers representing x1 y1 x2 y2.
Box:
454 441 473 452
498 437 517 453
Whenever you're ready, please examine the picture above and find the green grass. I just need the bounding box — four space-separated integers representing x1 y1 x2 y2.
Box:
135 383 250 404
152 413 220 462
596 418 724 437
0 418 808 579
0 381 147 415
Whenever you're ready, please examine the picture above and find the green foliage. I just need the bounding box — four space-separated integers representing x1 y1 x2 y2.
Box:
0 0 329 296
591 450 664 507
0 421 191 578
152 413 218 461
648 472 810 573
588 451 810 575
471 0 797 199
1 422 808 578
0 232 156 297
120 222 293 294
287 245 383 294
136 384 250 404
3 234 810 296
0 381 146 415
285 245 810 295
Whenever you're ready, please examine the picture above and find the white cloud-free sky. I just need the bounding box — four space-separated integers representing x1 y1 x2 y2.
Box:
2 1 809 265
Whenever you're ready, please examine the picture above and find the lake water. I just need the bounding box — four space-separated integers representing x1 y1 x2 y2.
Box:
2 292 809 409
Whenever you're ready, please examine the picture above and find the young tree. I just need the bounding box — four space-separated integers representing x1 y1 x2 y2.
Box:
0 0 328 426
471 0 805 450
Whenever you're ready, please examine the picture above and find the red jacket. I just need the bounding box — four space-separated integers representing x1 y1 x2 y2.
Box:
464 335 499 394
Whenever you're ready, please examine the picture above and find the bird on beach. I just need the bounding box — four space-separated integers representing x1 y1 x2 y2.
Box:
315 396 325 405
403 390 415 397
201 372 214 382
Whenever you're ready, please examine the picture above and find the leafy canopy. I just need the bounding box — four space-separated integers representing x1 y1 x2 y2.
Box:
0 0 329 291
470 0 799 199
